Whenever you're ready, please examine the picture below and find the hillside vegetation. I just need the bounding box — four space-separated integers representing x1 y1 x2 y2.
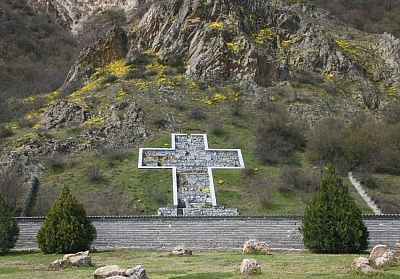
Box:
0 0 400 216
309 0 400 37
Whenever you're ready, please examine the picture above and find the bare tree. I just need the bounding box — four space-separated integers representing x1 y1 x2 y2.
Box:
0 164 24 215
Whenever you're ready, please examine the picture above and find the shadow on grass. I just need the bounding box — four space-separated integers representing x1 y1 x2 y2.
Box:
169 271 234 278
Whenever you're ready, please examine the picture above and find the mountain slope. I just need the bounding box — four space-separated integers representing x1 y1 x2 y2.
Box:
1 0 400 216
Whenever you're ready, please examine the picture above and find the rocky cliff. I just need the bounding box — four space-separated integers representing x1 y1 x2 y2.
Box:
26 0 148 34
25 0 400 98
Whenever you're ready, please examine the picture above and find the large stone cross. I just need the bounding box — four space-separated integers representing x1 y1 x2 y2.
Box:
138 134 244 215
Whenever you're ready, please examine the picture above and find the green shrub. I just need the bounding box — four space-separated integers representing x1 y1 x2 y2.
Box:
101 75 117 85
85 164 106 183
255 105 307 165
0 196 19 254
37 185 97 254
300 164 369 253
188 106 207 120
124 68 146 80
0 125 13 138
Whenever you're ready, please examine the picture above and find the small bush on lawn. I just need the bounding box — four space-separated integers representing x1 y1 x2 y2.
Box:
37 185 97 254
300 164 369 254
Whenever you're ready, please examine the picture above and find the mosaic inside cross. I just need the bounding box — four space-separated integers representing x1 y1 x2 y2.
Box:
138 134 244 214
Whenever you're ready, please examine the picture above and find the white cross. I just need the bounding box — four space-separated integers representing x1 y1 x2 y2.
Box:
138 134 244 209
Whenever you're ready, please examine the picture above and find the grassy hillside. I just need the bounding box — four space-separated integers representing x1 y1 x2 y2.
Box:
2 54 389 216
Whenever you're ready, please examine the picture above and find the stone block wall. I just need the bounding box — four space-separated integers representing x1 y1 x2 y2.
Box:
15 215 400 251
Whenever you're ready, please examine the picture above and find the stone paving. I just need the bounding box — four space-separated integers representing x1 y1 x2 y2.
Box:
138 134 245 216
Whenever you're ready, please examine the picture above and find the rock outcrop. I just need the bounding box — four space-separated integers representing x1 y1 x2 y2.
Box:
41 100 91 130
25 0 400 107
373 32 400 87
26 0 149 34
62 25 128 95
80 101 147 149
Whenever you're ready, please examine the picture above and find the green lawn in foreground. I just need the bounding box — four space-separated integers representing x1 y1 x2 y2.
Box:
0 250 399 279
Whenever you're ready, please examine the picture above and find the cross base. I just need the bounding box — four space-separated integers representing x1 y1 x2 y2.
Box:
157 205 239 217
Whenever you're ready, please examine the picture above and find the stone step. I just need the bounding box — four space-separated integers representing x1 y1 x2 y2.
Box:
348 172 382 215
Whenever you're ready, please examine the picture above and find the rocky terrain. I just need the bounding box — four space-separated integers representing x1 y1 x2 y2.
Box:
26 0 149 34
1 0 400 216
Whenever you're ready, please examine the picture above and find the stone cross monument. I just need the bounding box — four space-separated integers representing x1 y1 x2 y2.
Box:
138 133 245 216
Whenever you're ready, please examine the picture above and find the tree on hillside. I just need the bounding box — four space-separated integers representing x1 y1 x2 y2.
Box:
0 164 24 216
254 103 307 165
37 185 96 254
0 195 19 254
300 164 369 253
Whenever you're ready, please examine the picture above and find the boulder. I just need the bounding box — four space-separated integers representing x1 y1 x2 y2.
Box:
351 257 374 273
93 264 148 279
68 253 92 267
125 265 148 279
172 244 192 256
50 251 91 269
375 250 396 268
395 243 400 259
240 258 261 277
369 244 388 262
243 239 269 254
94 265 126 279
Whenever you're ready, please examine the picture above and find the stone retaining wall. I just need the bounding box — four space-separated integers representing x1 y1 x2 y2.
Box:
15 215 400 251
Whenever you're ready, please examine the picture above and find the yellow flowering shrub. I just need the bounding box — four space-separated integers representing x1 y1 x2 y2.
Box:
32 122 41 129
281 39 292 47
209 22 223 30
227 42 238 53
253 28 275 44
83 117 105 126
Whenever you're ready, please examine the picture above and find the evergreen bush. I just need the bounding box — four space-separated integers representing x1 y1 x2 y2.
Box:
37 185 97 254
0 196 19 254
300 164 369 253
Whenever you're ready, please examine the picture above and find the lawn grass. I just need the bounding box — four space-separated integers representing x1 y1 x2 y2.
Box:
0 250 399 279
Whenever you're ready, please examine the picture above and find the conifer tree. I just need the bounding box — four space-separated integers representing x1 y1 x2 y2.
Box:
0 195 19 254
37 185 97 254
300 164 369 253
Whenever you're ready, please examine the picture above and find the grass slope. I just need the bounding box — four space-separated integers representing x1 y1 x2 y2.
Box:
1 52 397 216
